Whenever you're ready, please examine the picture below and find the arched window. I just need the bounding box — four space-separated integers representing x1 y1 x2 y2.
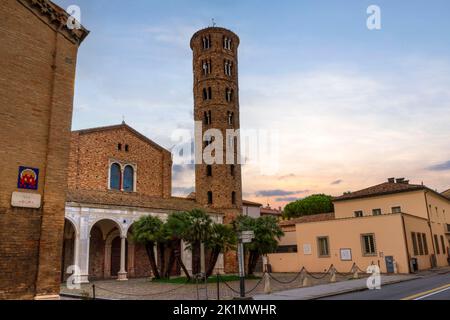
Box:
204 111 212 125
231 192 236 205
110 163 121 190
226 88 233 102
207 191 213 204
230 165 235 177
206 165 212 177
123 165 134 192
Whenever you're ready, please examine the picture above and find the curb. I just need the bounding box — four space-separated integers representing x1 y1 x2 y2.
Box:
60 293 113 301
308 277 420 300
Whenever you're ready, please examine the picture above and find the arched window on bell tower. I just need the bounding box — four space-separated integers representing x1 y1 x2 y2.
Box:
204 111 212 125
206 165 212 177
202 35 211 49
207 191 213 204
227 111 234 126
226 88 234 102
203 87 212 100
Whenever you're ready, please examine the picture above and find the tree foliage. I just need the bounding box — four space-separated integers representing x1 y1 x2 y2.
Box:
283 194 334 219
132 209 237 280
234 215 284 275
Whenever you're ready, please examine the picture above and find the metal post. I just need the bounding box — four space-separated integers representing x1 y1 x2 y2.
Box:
216 273 220 300
92 284 96 300
238 240 245 298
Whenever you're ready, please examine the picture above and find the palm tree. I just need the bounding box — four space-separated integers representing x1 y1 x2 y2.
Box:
164 212 192 280
131 215 164 279
205 223 237 278
182 209 213 276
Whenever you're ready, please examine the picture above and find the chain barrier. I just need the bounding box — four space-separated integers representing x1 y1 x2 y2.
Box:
303 265 334 280
85 263 368 300
92 279 190 298
217 274 242 295
268 267 305 284
244 272 266 295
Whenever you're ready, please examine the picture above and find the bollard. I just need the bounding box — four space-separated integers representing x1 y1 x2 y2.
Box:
330 268 336 283
264 273 272 294
302 275 309 287
92 284 96 300
216 274 220 301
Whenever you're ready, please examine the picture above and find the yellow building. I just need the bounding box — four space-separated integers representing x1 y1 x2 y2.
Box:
269 178 450 274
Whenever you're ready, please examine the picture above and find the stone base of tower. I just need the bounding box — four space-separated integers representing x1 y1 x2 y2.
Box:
222 208 241 274
224 250 238 274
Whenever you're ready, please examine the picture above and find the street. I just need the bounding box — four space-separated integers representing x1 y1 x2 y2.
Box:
321 272 450 300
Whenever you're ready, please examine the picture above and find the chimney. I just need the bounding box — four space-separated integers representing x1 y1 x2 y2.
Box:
396 178 405 184
388 178 395 183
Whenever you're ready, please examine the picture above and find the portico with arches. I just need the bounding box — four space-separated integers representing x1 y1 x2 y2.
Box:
62 198 224 284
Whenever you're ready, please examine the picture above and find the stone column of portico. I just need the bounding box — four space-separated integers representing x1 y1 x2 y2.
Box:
77 216 90 283
117 236 128 281
72 233 81 282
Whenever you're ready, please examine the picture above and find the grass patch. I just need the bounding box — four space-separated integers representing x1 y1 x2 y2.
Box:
151 274 261 284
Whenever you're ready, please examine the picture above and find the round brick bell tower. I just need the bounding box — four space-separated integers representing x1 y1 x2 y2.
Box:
191 27 242 272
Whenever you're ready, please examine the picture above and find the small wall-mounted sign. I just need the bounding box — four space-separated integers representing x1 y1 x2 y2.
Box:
340 248 353 261
11 192 42 209
17 166 39 190
303 244 312 255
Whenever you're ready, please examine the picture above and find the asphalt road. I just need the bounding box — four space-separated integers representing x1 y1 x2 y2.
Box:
321 272 450 300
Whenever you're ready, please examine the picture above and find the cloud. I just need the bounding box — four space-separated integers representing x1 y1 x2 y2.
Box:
331 179 343 185
144 25 198 47
172 186 194 196
279 174 297 179
275 197 300 202
427 161 450 171
255 189 309 197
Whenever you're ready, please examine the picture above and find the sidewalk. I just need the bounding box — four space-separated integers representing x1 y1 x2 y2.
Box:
253 274 417 300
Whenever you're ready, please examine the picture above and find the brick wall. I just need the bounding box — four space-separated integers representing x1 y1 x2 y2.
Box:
0 0 87 299
68 125 172 198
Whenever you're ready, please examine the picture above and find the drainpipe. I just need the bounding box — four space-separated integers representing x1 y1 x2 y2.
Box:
400 214 412 273
424 191 437 266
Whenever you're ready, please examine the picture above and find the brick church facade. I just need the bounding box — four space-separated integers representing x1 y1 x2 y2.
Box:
0 0 88 299
62 123 225 283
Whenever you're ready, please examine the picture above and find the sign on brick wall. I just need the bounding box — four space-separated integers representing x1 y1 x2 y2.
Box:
17 166 39 190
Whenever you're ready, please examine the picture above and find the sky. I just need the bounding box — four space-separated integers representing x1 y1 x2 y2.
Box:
54 0 450 208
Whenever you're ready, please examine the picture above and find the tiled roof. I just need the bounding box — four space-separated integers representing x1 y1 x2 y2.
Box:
242 200 262 207
73 122 171 155
260 207 282 215
67 189 221 214
279 213 335 226
333 182 425 201
443 189 450 199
